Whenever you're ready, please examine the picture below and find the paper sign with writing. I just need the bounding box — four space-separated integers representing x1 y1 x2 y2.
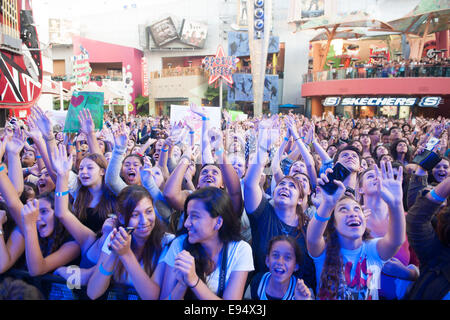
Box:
63 91 104 133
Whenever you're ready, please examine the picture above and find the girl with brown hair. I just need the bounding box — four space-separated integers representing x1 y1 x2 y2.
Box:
87 185 173 300
307 161 406 300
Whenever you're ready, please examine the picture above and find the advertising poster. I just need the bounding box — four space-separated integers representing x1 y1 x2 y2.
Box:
301 0 325 19
149 17 179 47
180 19 208 48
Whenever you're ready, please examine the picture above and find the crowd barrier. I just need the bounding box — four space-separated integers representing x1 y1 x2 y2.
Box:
0 269 139 300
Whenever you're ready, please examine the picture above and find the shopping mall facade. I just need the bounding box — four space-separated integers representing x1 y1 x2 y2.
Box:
1 0 448 123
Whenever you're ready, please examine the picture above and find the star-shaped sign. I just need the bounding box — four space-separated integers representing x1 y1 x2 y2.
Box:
202 45 239 86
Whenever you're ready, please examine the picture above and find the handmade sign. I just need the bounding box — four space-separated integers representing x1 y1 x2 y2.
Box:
202 45 239 86
170 105 222 146
63 91 104 133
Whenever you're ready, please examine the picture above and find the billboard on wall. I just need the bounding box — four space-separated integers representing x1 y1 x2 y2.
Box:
148 17 179 47
301 0 325 19
180 19 208 48
228 32 279 57
227 74 279 110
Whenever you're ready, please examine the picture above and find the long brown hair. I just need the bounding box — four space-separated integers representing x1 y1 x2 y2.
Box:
318 195 372 300
276 176 308 238
37 192 69 256
113 185 167 283
72 153 117 229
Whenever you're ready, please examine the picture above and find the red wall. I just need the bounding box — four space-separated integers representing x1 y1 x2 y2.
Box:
72 36 144 114
301 78 450 97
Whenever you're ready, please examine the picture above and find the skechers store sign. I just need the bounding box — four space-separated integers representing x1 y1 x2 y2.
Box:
323 97 442 108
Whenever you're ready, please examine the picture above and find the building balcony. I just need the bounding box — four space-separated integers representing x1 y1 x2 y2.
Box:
302 65 450 97
150 67 209 100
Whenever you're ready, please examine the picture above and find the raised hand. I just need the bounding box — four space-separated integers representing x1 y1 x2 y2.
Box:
52 143 73 177
190 103 208 119
5 126 26 155
294 279 312 300
317 168 346 205
24 115 43 143
374 161 403 207
21 198 39 227
113 123 129 150
31 105 53 140
78 108 96 135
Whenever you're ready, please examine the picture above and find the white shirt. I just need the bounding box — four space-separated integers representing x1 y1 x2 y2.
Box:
163 234 254 294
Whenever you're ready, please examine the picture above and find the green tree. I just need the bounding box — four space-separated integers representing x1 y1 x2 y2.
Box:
134 95 150 115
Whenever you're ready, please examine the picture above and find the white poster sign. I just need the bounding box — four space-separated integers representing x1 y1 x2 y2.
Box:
170 105 222 146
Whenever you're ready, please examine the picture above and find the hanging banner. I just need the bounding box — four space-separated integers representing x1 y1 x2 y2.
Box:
63 91 104 133
70 46 92 91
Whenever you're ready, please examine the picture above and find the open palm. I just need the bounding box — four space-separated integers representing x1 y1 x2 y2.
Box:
78 108 96 135
375 161 403 207
52 144 73 176
31 105 53 138
5 127 26 155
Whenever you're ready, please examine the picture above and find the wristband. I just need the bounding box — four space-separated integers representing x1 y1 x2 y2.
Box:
430 189 446 202
188 276 200 289
68 142 74 146
189 131 195 135
55 190 69 197
25 168 30 175
161 148 169 153
99 263 114 276
314 211 331 222
0 166 4 173
202 117 210 121
136 152 144 157
215 148 224 156
36 155 42 159
284 137 289 142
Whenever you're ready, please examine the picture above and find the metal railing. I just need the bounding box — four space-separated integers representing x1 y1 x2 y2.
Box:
0 269 139 300
303 64 450 83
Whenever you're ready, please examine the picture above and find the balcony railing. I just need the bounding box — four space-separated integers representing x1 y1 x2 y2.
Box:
303 64 450 83
51 75 124 82
151 66 207 79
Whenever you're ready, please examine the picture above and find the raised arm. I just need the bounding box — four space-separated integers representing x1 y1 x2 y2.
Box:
375 162 406 261
286 117 318 188
104 123 128 195
306 170 346 258
190 103 214 165
163 155 192 212
0 162 25 232
5 126 26 195
0 213 24 274
21 199 80 276
213 131 243 216
30 106 58 183
52 144 97 253
243 123 272 214
78 108 102 155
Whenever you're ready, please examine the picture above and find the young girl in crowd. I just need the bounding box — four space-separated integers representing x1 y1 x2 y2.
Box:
245 235 312 300
87 185 173 300
244 117 316 291
307 161 406 300
160 187 254 300
358 167 419 299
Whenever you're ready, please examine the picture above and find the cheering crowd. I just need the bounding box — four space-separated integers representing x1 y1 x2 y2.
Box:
0 104 449 300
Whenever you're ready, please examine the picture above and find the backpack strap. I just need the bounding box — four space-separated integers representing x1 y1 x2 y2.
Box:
217 243 228 298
